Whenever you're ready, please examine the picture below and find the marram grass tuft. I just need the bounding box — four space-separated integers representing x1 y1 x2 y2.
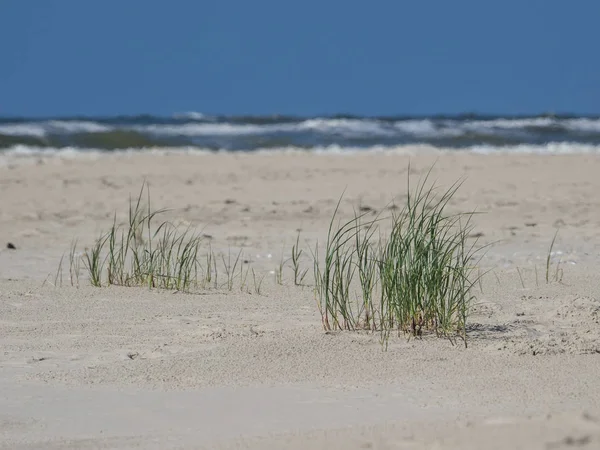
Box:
313 167 485 348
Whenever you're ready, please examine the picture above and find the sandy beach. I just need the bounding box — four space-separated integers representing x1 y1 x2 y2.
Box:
1 150 600 449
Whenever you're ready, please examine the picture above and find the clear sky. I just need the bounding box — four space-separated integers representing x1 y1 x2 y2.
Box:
1 0 598 117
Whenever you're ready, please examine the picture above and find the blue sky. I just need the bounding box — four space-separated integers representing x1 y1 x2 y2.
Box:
1 0 598 117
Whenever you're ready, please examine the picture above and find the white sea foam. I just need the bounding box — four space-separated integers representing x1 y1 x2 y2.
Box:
136 123 292 136
139 119 393 137
0 146 213 166
461 118 556 130
393 119 464 137
563 118 600 132
0 123 47 137
393 119 436 134
467 142 600 154
3 142 600 160
0 121 111 137
2 145 96 157
46 120 112 133
297 118 393 136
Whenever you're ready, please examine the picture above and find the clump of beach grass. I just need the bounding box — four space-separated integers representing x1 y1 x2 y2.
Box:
56 183 274 293
79 183 205 291
314 167 484 348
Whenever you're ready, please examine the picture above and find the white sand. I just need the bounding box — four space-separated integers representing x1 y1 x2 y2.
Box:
1 151 600 449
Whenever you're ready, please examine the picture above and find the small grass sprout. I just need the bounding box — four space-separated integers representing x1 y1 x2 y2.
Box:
275 245 286 285
221 248 243 291
252 268 266 295
291 232 309 286
545 229 563 284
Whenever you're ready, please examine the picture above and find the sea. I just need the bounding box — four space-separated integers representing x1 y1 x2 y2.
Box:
2 113 600 155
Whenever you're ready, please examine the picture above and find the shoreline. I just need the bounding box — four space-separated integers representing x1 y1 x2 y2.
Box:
3 143 600 155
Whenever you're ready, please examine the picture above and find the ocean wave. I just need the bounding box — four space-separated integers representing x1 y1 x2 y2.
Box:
138 119 393 137
0 120 112 137
393 119 436 135
563 118 600 132
46 120 112 133
297 118 394 136
393 119 465 137
138 118 469 138
135 122 290 136
0 123 48 137
461 117 557 130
